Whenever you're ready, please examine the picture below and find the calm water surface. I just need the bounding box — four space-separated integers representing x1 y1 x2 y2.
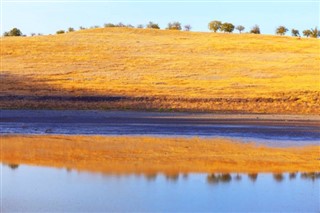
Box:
2 164 319 212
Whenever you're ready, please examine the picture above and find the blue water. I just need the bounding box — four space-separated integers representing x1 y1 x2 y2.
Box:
1 164 319 212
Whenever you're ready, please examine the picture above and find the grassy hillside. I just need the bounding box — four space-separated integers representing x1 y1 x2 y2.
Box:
1 28 319 114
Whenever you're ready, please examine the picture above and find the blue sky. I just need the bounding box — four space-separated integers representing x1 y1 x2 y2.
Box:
1 1 319 35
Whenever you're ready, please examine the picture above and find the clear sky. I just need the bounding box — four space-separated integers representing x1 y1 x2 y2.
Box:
1 0 319 35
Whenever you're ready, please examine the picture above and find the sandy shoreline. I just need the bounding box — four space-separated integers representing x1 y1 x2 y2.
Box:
2 135 319 174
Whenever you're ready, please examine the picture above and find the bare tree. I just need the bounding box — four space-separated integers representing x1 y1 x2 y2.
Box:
236 25 245 33
184 25 192 31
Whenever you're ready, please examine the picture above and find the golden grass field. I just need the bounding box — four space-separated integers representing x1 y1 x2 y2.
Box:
1 28 319 113
2 135 319 173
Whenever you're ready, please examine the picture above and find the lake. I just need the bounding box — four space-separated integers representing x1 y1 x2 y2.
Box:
2 164 319 212
1 110 319 212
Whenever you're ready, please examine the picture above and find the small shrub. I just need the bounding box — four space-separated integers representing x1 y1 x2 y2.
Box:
104 23 116 28
220 22 235 33
56 30 65 34
303 29 312 37
146 22 160 29
250 25 260 34
208 20 222 32
291 29 300 37
3 28 23 36
137 24 144 29
310 27 320 38
166 22 182 30
116 22 126 27
90 25 100 29
276 26 288 35
68 27 75 32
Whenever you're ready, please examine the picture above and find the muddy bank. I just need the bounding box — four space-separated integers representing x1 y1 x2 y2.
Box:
1 109 320 124
1 110 319 144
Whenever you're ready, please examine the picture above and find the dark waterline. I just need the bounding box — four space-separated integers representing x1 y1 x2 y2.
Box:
1 164 319 212
1 110 319 146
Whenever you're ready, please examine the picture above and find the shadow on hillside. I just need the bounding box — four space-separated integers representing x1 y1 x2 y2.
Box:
2 71 315 114
0 72 130 102
1 72 290 104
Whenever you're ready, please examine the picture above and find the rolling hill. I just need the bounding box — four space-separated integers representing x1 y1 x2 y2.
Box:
1 28 319 114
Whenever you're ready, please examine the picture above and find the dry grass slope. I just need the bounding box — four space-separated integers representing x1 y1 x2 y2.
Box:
1 28 319 113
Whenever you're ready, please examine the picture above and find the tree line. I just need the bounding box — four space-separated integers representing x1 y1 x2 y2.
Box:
208 20 319 38
3 20 320 38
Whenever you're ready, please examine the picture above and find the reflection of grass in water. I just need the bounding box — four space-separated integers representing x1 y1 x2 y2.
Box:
2 135 319 173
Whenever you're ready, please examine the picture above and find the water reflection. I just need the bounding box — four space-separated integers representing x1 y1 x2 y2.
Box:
205 172 320 184
207 173 232 184
3 163 319 183
289 172 297 180
182 173 189 180
165 174 179 182
301 172 320 181
2 164 319 212
144 173 157 181
273 173 284 182
3 163 20 170
235 173 242 181
248 173 258 182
